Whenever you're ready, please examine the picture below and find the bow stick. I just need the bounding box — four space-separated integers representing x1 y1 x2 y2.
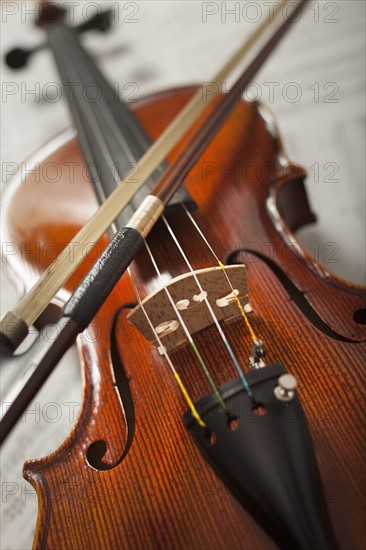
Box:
1 0 294 352
0 0 310 443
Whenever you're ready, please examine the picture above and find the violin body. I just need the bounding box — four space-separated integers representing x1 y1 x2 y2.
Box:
2 88 365 549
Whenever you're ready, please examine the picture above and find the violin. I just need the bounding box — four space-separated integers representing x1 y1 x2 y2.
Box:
1 1 365 549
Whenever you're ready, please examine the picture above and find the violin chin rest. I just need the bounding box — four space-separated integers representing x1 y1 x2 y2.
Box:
183 364 339 550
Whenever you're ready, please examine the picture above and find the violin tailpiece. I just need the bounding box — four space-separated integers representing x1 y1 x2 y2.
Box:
184 364 338 550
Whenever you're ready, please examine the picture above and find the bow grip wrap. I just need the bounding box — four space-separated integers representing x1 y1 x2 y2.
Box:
63 227 144 332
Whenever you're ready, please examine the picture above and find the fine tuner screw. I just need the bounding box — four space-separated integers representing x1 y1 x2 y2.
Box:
274 374 298 403
249 339 266 369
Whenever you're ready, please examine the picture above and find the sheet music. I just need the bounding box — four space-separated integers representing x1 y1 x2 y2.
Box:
1 2 365 548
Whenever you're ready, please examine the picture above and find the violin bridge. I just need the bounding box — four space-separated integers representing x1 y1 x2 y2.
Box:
127 265 248 353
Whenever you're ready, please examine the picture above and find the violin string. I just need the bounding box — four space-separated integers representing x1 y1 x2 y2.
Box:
60 28 134 175
143 240 228 413
52 23 140 213
64 28 255 399
161 216 254 400
54 27 224 416
59 24 254 400
69 34 138 167
61 21 135 162
58 28 208 423
65 30 257 389
127 267 206 428
62 41 210 423
49 26 120 208
181 204 259 344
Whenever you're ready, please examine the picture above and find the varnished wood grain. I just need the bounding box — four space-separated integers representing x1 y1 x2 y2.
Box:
1 89 365 549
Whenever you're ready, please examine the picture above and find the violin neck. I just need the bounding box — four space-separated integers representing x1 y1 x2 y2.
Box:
45 21 195 225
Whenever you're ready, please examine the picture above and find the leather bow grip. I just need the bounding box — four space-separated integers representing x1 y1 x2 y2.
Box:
63 227 144 332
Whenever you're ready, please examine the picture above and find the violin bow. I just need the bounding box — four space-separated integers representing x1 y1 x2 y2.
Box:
1 0 310 443
0 0 302 352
